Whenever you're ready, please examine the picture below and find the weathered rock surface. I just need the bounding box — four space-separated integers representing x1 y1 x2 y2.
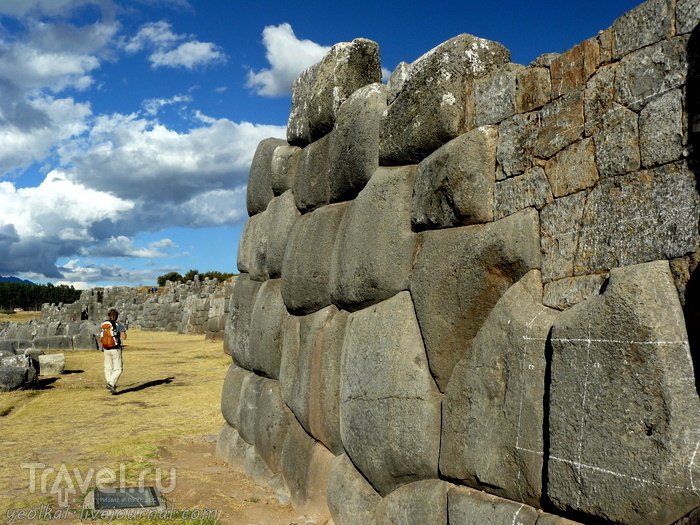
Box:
329 83 385 202
380 33 510 165
330 166 417 311
548 261 700 524
287 38 382 146
37 353 65 376
225 274 262 371
494 166 552 220
447 486 539 525
248 279 287 379
373 480 451 525
281 202 348 315
441 270 559 507
411 208 541 391
412 125 497 230
270 144 301 196
327 454 382 525
293 133 331 213
253 378 293 475
280 421 333 520
340 292 441 495
247 137 287 216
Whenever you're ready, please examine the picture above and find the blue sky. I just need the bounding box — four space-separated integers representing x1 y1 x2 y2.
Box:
0 0 642 288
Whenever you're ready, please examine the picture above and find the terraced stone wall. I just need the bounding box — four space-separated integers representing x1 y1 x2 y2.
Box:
217 1 700 524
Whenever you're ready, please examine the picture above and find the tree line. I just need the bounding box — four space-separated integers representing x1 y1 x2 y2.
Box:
0 282 81 311
156 269 235 287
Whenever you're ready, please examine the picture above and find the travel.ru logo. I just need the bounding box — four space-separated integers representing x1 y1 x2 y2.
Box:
21 462 176 506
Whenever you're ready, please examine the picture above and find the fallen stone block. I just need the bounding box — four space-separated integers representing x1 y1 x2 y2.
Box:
38 354 65 376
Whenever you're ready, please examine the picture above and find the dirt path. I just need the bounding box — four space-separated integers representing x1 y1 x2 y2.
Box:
0 330 309 524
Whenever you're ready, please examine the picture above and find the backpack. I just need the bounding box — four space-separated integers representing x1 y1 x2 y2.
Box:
100 320 120 349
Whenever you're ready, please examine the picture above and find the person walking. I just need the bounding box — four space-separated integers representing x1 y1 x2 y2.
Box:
99 308 127 395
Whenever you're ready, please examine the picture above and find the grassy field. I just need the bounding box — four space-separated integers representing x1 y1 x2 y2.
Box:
0 329 301 525
0 311 41 323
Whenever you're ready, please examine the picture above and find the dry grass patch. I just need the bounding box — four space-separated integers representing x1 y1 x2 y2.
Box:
0 311 41 323
0 330 232 522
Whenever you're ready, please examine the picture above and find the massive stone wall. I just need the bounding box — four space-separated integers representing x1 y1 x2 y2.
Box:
218 1 700 524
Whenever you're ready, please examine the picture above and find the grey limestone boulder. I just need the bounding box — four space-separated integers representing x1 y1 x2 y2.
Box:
293 133 331 213
329 83 386 202
253 378 293 475
270 144 301 196
440 270 559 507
236 211 271 280
575 162 699 276
372 480 451 525
281 202 348 315
412 125 497 230
247 137 287 216
248 279 287 379
612 0 675 60
340 292 441 496
235 371 265 445
280 420 333 520
0 366 36 392
448 486 539 525
327 454 382 525
544 137 598 198
380 33 510 165
410 208 542 391
280 306 348 455
220 363 247 428
33 335 71 350
287 38 382 146
547 260 700 524
225 274 262 371
387 61 410 105
474 63 526 126
329 165 417 312
73 321 99 350
592 103 640 178
497 112 540 178
639 89 683 168
263 190 300 279
494 166 552 220
38 354 65 376
216 423 251 472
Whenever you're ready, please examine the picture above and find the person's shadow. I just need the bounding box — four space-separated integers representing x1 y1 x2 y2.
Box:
117 377 175 394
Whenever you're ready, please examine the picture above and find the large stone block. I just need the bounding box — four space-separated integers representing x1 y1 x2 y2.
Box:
329 166 417 312
253 378 293 475
515 66 551 113
233 370 264 446
410 208 542 391
593 104 640 178
447 486 539 525
575 162 699 275
639 89 683 168
327 454 382 525
547 261 700 524
614 36 688 112
225 274 262 371
247 137 286 216
293 133 331 213
584 63 617 136
677 0 700 34
236 212 270 280
540 191 588 283
536 90 584 159
497 112 539 178
441 271 559 507
329 83 385 202
542 273 609 310
287 38 382 146
544 137 598 198
612 0 675 60
474 63 526 126
412 125 498 230
308 306 348 456
550 38 601 99
221 363 247 427
279 308 331 436
340 292 441 496
380 33 510 165
280 421 333 520
270 144 301 196
263 191 300 279
248 279 287 379
281 202 348 315
216 423 251 472
494 166 552 220
373 480 451 525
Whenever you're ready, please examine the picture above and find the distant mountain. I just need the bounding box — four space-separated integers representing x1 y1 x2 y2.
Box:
0 276 36 285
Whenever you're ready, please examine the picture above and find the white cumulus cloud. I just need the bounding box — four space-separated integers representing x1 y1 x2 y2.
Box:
247 23 331 97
